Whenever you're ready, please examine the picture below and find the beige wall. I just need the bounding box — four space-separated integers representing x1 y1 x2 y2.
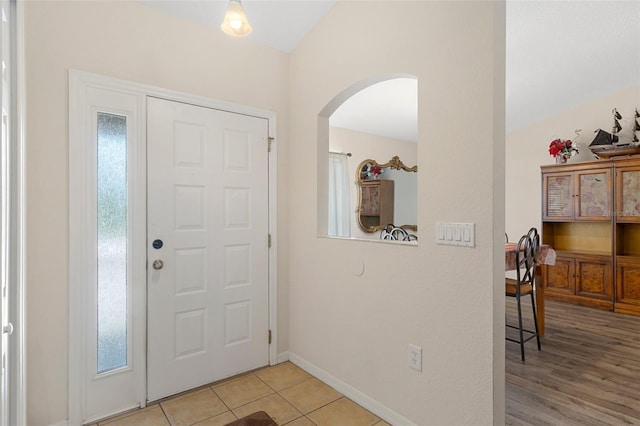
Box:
289 2 505 424
505 84 640 241
330 126 417 240
25 2 290 424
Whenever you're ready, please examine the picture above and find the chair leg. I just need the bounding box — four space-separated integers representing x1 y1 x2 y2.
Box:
516 295 525 362
530 292 541 351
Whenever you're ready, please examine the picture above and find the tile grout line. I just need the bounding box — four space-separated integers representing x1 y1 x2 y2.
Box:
217 372 278 413
182 386 236 426
100 363 381 426
209 382 236 413
242 371 306 424
157 403 172 426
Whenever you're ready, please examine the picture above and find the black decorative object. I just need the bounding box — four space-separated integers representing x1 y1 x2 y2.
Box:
634 108 640 144
590 129 618 148
586 107 640 158
612 108 626 146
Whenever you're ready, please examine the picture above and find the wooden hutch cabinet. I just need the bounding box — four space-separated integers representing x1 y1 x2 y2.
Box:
613 159 640 315
359 180 394 230
546 252 613 308
542 166 612 221
541 157 640 315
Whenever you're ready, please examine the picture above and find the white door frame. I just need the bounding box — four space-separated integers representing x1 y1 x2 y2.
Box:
69 70 278 424
3 0 26 424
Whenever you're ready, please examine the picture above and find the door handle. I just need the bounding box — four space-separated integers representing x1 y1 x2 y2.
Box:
152 259 164 270
2 323 13 335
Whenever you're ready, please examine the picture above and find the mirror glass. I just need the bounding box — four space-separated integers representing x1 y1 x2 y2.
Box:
356 156 417 233
327 77 418 241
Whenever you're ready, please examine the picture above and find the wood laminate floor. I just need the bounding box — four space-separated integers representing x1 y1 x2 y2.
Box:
506 298 640 425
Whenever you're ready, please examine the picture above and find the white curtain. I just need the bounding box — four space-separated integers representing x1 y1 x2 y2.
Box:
328 152 351 237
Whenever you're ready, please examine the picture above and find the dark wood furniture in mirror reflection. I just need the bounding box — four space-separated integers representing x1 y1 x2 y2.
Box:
360 180 394 230
355 156 417 233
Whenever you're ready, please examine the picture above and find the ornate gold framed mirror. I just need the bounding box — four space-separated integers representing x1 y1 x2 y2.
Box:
355 155 417 233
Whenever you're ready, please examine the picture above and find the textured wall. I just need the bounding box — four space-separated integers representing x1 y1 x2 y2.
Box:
506 84 640 241
25 2 290 424
289 2 505 424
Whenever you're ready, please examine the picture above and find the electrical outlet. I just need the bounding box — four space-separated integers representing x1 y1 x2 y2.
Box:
408 344 422 371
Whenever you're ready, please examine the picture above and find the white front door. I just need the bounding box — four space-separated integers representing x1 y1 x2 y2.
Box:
146 97 270 402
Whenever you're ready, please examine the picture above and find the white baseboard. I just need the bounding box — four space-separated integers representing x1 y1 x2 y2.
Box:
276 351 289 364
288 352 416 426
49 420 69 426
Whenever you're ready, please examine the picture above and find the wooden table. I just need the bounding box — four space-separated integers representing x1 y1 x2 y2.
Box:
505 243 556 336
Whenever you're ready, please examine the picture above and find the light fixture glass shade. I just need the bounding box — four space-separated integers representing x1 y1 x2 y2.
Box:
221 0 252 37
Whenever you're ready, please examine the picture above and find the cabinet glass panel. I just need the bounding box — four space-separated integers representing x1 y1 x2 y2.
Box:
546 175 572 217
361 185 380 215
578 172 609 217
620 170 640 218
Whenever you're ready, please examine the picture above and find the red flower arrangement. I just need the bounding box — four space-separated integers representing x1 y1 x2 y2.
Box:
549 138 579 159
361 163 384 179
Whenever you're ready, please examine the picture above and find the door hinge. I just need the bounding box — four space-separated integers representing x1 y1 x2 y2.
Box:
268 137 275 153
268 329 272 345
268 234 272 248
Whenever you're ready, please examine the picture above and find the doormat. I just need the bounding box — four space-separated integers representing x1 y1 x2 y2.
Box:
224 411 278 426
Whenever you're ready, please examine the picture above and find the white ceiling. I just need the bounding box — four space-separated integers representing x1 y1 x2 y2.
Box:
141 0 640 138
140 0 335 53
506 0 640 132
330 78 418 143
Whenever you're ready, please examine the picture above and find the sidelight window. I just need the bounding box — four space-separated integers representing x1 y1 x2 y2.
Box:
96 112 128 374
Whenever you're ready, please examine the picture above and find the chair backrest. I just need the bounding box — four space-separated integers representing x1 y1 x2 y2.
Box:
515 233 536 292
380 224 402 240
526 227 539 261
380 224 416 241
403 233 418 241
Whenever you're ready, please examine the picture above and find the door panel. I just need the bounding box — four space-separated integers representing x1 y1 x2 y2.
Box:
147 97 269 402
616 257 640 309
575 256 612 300
546 255 575 296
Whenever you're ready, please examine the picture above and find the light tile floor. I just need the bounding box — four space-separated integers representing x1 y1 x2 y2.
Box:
96 362 390 426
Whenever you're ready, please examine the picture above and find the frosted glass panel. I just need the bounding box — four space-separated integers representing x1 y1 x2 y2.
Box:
97 112 128 374
546 175 572 217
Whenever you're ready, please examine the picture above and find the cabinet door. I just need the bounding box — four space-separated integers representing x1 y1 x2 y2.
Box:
616 167 640 222
576 169 611 220
616 257 640 311
361 184 380 215
574 255 612 300
543 173 574 220
545 255 575 296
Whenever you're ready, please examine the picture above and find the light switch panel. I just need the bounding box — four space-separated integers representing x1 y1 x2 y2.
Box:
436 222 475 247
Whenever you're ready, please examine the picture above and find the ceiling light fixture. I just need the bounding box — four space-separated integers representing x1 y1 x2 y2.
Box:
221 0 252 37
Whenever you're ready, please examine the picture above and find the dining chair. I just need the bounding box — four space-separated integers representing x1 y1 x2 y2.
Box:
505 233 541 361
526 227 539 258
380 224 416 241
